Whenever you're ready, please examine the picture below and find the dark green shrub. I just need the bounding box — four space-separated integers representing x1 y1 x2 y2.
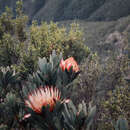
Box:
0 33 22 66
0 66 19 99
15 51 38 80
0 2 28 67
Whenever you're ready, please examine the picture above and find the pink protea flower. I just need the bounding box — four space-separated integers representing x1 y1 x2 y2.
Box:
24 86 62 114
60 57 79 72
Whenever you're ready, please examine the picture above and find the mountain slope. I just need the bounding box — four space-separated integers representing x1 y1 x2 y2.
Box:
1 0 130 22
59 15 130 56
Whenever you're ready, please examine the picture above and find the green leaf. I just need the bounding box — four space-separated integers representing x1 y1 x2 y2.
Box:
85 105 96 130
116 118 129 130
38 57 47 73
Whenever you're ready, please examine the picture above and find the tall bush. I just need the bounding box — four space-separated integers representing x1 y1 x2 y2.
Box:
30 21 90 63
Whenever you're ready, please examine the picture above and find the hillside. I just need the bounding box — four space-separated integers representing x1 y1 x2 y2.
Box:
58 15 130 62
0 0 130 22
60 15 130 47
0 0 130 58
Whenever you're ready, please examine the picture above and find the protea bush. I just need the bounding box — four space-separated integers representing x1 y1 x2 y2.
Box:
0 50 96 130
28 50 80 93
16 51 96 130
22 86 96 130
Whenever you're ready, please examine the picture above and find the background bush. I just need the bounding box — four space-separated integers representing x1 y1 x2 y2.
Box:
99 85 130 130
30 21 90 63
69 45 129 129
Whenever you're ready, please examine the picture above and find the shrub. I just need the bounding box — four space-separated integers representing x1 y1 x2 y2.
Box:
0 33 22 66
69 49 129 129
15 51 38 80
30 21 90 63
99 85 130 130
69 53 102 105
0 2 28 67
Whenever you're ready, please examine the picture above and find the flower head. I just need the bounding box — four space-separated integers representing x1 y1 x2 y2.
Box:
24 86 61 113
60 57 79 72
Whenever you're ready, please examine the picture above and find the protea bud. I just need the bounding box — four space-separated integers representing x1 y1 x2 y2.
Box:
60 57 79 72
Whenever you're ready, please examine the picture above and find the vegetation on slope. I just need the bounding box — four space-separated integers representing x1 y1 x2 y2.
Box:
1 0 130 22
59 15 130 57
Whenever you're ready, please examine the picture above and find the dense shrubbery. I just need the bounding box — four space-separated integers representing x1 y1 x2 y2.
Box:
99 85 130 130
0 1 130 130
69 46 129 129
0 51 97 130
0 1 90 79
30 21 90 62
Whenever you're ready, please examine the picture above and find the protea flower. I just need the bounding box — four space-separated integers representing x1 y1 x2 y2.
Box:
60 57 79 72
24 86 67 114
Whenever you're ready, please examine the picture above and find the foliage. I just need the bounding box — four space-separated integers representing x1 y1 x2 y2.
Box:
24 100 96 130
15 51 38 80
99 85 130 130
30 21 90 63
28 50 62 86
0 1 90 79
113 118 129 130
62 101 96 130
22 56 96 130
69 46 129 129
0 66 19 99
0 92 30 129
28 50 80 98
0 51 96 130
70 53 102 105
0 3 28 67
